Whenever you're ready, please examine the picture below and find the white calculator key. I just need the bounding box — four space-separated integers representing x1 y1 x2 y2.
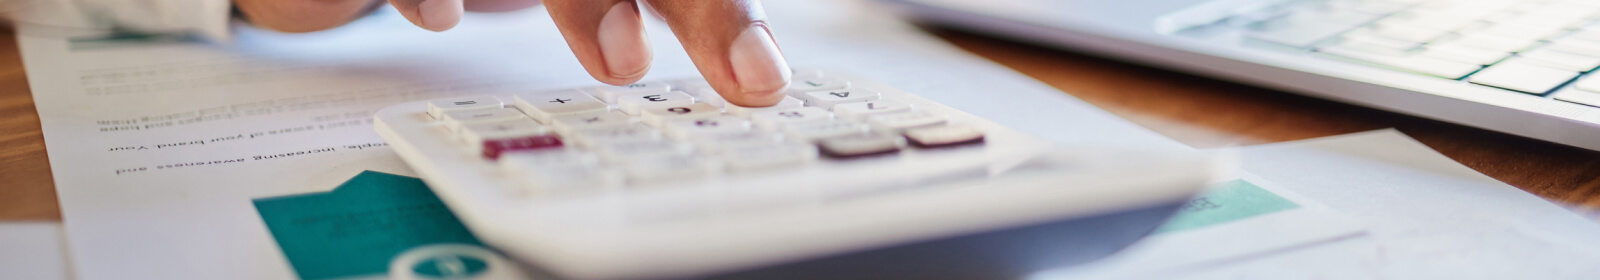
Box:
781 120 870 142
641 103 721 127
459 118 549 151
552 111 636 132
720 144 819 172
688 131 784 153
499 149 600 171
818 134 904 158
514 90 608 123
801 89 879 109
618 91 695 115
686 87 727 108
833 100 912 120
427 96 503 119
595 141 694 162
512 164 622 194
591 82 673 103
1467 59 1580 94
787 76 850 96
724 96 804 117
622 155 718 183
664 116 751 140
670 79 712 92
867 111 947 132
749 107 833 130
903 124 985 147
442 108 529 131
569 125 662 147
791 68 825 80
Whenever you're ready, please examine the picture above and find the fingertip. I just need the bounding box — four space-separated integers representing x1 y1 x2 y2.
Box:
728 24 792 100
417 0 463 31
721 86 787 107
597 2 652 79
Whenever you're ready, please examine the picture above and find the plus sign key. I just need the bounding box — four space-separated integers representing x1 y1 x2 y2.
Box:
514 90 609 123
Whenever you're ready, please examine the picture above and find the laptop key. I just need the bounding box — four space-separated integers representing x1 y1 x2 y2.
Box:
1468 59 1580 94
1319 46 1482 79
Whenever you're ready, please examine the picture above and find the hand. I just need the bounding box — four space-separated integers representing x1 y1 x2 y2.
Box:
233 0 792 107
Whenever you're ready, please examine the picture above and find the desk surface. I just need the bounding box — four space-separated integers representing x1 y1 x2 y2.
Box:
2 29 1599 222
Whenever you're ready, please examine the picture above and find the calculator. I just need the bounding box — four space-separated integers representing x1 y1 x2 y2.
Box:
374 70 1220 279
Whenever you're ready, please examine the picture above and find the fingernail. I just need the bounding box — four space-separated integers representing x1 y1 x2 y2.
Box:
598 2 651 78
729 24 791 98
418 0 461 31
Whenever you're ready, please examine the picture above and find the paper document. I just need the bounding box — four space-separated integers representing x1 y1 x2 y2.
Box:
1037 173 1365 279
18 1 1188 279
1041 130 1600 279
0 222 71 280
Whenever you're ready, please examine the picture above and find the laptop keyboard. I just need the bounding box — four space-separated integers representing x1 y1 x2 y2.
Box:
1215 0 1600 107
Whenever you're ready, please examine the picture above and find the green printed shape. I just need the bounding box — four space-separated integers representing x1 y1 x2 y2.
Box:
1154 179 1300 234
413 255 489 277
254 171 483 280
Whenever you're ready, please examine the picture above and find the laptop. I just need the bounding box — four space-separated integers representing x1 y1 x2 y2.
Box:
880 0 1600 151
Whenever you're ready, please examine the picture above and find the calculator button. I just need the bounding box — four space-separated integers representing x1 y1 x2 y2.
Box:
482 135 564 160
622 155 717 183
618 91 696 115
749 107 833 130
818 134 905 158
866 111 945 132
685 87 727 108
903 124 985 147
787 76 850 96
641 103 722 127
687 131 785 152
833 100 912 120
591 82 673 103
511 164 622 194
514 90 608 123
724 96 804 117
720 144 819 172
552 111 636 132
791 68 825 80
594 141 694 163
427 96 503 119
499 149 600 171
569 125 662 147
664 116 752 140
801 89 879 109
781 120 870 142
442 108 530 131
459 119 549 152
670 78 712 92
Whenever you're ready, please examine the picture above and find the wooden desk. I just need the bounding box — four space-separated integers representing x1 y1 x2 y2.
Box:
2 29 1598 222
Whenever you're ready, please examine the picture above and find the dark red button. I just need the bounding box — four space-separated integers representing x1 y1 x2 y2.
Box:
483 135 563 160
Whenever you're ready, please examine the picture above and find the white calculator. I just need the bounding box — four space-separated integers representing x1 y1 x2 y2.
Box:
374 70 1221 279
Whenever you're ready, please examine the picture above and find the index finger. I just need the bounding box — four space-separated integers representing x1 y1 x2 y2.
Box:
643 0 791 107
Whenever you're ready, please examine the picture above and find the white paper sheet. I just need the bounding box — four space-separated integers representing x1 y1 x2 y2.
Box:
1044 129 1600 280
18 1 1188 279
1035 172 1366 280
0 222 71 280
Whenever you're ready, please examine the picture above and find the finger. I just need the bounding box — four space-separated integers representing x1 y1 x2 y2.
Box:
389 0 465 31
545 0 653 85
463 0 543 12
234 0 384 33
643 0 790 107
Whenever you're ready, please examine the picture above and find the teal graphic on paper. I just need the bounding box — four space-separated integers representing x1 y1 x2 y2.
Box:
254 171 486 280
1154 179 1300 234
